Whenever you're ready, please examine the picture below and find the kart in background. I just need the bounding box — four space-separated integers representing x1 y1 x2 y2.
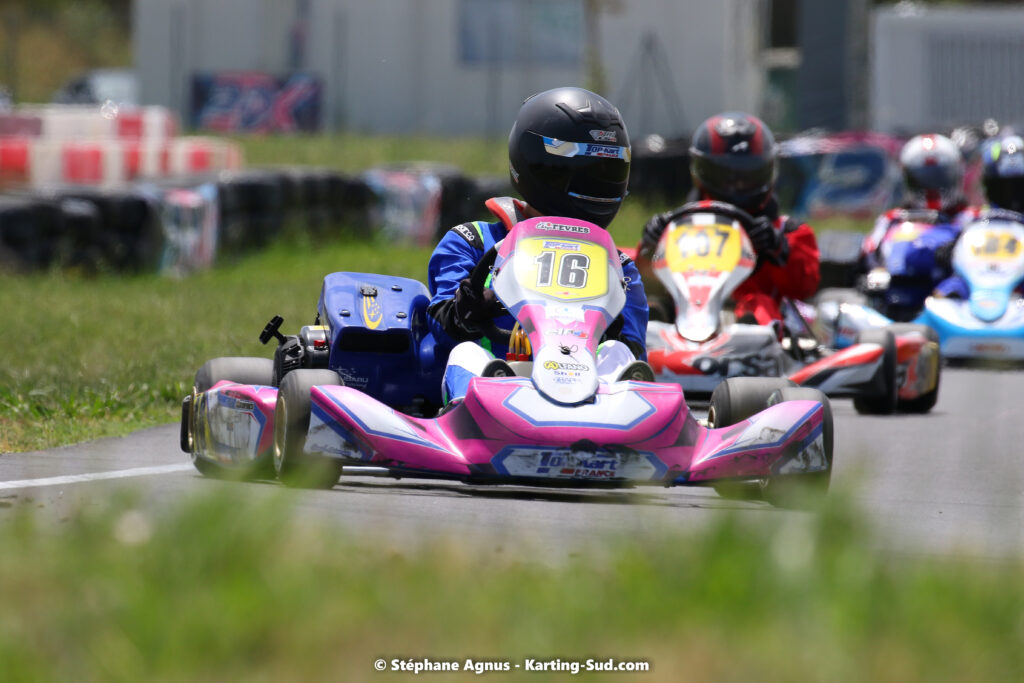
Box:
918 213 1024 361
857 209 961 322
639 201 941 414
182 216 834 505
828 212 1024 363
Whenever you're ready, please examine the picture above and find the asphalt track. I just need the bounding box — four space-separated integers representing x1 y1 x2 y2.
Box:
1 367 1022 561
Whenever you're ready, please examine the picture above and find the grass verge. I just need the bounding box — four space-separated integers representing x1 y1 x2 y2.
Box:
0 488 1020 682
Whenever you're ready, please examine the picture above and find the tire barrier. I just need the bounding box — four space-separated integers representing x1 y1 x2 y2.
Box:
362 163 513 245
0 164 512 274
629 135 692 205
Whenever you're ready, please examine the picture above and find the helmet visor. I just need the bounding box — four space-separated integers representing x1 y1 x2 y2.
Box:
905 163 961 192
691 152 777 205
524 131 630 197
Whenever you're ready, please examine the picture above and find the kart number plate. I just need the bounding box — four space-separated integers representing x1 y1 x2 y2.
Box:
666 222 742 273
966 229 1022 262
515 237 609 300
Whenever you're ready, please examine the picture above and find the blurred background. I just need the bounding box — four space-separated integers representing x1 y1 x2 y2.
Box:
1 0 1023 271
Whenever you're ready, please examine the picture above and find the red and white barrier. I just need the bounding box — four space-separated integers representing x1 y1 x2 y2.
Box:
4 104 179 142
0 104 240 188
18 138 242 188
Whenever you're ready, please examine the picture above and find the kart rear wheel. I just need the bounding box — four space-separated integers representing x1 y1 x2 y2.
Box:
708 377 795 501
187 357 275 479
886 323 941 414
762 387 834 507
274 369 346 489
852 329 898 415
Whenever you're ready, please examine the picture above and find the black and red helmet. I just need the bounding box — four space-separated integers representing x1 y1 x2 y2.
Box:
508 87 631 228
689 112 778 211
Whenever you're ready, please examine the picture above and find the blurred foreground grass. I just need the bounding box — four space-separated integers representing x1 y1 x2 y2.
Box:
0 488 1020 682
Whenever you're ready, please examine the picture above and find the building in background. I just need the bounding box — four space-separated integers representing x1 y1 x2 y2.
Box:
134 0 770 138
871 4 1024 133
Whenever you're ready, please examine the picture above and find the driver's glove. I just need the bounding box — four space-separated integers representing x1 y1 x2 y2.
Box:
747 216 790 266
453 278 504 333
640 211 673 257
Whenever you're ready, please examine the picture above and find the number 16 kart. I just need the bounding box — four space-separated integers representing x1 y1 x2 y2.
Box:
182 216 834 504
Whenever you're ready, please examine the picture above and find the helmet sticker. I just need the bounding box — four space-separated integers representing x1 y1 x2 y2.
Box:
590 129 618 142
542 136 631 161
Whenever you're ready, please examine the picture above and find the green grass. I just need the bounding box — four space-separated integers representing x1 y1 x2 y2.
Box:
0 229 434 452
235 133 510 178
0 488 1020 682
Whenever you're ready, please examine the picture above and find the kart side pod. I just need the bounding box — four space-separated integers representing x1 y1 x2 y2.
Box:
316 272 447 413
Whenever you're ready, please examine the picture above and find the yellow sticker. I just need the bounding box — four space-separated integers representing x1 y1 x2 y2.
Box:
514 237 609 300
664 223 743 273
361 295 383 329
966 229 1022 262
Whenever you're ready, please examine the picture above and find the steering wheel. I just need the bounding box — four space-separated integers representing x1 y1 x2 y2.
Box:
665 200 758 233
466 245 513 345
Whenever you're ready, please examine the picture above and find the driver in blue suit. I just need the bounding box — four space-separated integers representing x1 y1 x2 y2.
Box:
426 87 650 403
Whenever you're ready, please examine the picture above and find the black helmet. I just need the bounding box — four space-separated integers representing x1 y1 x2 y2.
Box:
982 134 1024 213
899 134 964 211
689 112 778 211
508 87 631 228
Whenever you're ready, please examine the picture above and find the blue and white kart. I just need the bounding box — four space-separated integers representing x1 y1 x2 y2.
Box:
819 214 1024 363
914 215 1024 361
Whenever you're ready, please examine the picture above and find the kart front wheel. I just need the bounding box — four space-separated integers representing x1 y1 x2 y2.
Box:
886 323 941 414
852 329 898 415
708 377 795 501
187 357 275 479
762 386 834 507
707 377 795 429
274 369 346 489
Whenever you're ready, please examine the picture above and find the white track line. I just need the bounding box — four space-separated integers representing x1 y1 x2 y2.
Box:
0 464 194 491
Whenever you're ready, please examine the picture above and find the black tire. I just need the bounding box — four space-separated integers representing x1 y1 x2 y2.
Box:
761 387 834 507
886 323 941 414
708 377 796 429
852 329 898 415
708 377 796 501
194 356 274 392
188 357 275 478
274 369 346 489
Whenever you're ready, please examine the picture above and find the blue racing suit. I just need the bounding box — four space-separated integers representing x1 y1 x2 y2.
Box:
426 197 649 361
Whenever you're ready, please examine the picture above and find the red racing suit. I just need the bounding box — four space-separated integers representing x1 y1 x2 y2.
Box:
732 215 820 324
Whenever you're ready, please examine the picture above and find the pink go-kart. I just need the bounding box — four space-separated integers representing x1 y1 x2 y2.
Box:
184 216 834 505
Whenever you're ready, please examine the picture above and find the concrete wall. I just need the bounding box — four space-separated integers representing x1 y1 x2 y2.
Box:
135 0 766 138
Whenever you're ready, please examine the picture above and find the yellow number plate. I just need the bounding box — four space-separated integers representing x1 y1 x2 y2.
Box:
967 230 1022 261
665 223 743 272
514 237 609 300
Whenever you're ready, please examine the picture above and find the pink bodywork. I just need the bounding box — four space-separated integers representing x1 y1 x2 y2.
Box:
304 379 827 485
